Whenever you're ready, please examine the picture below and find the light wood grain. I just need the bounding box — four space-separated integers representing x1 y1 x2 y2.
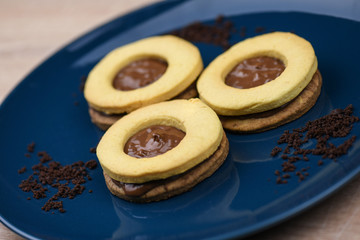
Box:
1 1 360 240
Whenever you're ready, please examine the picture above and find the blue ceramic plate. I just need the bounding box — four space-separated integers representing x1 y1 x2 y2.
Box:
1 0 360 239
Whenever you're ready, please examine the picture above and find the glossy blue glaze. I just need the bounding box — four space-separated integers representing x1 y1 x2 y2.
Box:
1 1 360 239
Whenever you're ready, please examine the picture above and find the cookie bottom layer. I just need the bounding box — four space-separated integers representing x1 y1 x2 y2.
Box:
89 82 198 130
220 70 322 132
103 131 229 203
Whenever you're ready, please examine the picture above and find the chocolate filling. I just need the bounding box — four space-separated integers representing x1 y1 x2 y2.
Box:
113 58 168 91
221 70 320 122
112 134 226 198
225 56 285 89
109 125 186 197
124 125 185 158
112 174 181 197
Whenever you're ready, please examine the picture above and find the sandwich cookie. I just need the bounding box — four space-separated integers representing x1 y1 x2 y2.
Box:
96 99 229 202
197 32 322 132
84 35 203 130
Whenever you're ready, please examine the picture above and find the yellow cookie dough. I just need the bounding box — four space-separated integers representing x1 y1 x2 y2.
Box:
197 32 318 116
97 99 224 183
84 35 203 114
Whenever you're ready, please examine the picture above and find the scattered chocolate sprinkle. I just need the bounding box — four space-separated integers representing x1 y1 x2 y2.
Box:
282 174 291 179
169 15 234 49
24 153 31 158
37 151 52 163
18 145 98 213
85 159 98 170
282 161 296 172
271 146 282 157
271 104 359 184
27 142 35 153
89 147 97 154
298 173 305 182
18 166 27 174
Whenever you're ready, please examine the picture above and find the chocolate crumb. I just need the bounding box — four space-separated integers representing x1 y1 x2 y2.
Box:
27 142 35 153
18 147 97 213
282 174 291 179
37 151 52 163
271 146 282 157
298 173 305 182
85 159 98 170
25 153 31 158
18 166 27 174
282 161 296 172
169 15 234 50
89 147 97 154
271 104 359 184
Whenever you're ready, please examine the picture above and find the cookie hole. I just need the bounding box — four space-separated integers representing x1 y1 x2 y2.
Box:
225 56 285 89
124 125 185 158
113 58 168 91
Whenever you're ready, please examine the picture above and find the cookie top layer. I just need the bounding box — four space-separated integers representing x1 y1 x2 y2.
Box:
96 99 223 183
84 35 203 114
197 32 318 116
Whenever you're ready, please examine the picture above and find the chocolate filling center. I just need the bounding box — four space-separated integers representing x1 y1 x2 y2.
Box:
124 125 185 158
113 58 168 91
117 125 186 196
225 56 285 89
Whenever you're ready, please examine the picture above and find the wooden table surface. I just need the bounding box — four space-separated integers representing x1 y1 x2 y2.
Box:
1 1 360 239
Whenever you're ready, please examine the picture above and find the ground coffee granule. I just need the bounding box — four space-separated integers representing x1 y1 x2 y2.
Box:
18 145 98 213
271 104 359 184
